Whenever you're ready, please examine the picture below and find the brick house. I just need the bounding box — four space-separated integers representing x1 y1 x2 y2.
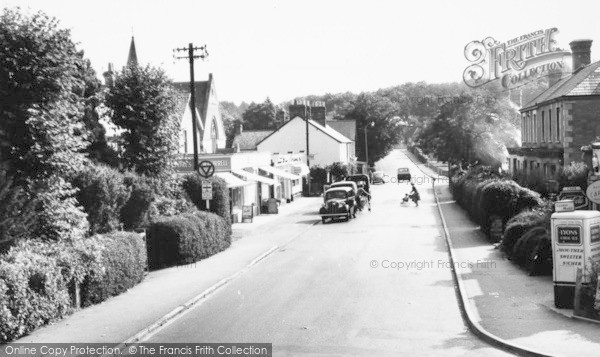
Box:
507 39 600 175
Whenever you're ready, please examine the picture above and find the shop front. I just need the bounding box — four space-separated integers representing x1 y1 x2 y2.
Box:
271 153 308 198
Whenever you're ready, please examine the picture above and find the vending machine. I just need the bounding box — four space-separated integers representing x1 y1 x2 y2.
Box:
551 209 600 308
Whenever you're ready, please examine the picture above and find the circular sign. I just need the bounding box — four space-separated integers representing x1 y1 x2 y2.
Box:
198 160 215 178
586 181 600 205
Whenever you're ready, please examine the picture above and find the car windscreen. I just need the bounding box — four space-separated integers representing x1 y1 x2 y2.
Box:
325 191 347 200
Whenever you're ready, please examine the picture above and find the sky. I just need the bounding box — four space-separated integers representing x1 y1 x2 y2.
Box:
3 0 600 104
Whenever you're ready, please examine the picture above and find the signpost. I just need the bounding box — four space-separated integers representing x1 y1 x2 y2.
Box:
558 186 588 210
198 161 214 209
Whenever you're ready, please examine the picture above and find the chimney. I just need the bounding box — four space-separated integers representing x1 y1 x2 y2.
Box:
289 99 310 120
311 101 327 127
235 122 243 136
103 63 115 88
570 39 593 72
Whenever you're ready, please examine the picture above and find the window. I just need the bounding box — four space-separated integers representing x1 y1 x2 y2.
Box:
541 111 545 141
556 108 560 141
533 113 537 142
548 109 552 141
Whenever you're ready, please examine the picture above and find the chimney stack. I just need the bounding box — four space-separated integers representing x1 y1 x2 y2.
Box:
311 101 327 127
235 122 243 136
570 39 593 72
289 99 311 120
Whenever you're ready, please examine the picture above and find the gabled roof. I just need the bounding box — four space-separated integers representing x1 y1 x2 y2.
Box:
232 130 273 150
173 91 204 133
172 74 212 125
522 61 600 110
256 116 352 146
326 119 356 141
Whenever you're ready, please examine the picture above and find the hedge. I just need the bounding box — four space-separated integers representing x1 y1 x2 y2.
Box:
80 232 147 306
0 243 71 343
146 212 231 270
121 173 156 231
0 232 147 343
511 226 552 276
501 208 551 256
182 174 232 229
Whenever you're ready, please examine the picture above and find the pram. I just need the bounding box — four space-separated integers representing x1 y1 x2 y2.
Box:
401 193 411 205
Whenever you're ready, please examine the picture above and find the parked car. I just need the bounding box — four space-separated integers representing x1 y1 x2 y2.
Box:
319 187 356 223
345 174 370 192
372 171 385 184
397 167 411 181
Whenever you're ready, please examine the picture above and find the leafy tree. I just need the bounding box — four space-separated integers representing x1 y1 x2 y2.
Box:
242 98 277 130
0 8 90 180
220 101 243 147
0 164 38 251
416 91 518 167
106 65 180 180
344 93 403 166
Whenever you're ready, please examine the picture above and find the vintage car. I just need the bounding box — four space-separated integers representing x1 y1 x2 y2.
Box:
372 171 385 184
397 167 412 181
345 174 370 192
319 187 356 223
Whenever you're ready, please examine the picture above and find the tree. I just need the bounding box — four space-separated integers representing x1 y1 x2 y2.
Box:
106 65 180 180
242 98 277 130
0 8 90 180
344 93 403 166
416 91 518 167
220 101 243 147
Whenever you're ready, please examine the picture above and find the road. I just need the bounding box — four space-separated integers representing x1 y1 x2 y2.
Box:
145 150 510 356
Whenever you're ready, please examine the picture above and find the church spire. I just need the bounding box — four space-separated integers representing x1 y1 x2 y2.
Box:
126 36 138 68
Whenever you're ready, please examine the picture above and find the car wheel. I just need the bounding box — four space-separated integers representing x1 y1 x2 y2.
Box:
322 217 327 224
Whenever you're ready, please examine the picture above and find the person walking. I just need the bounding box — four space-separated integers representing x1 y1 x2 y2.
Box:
410 183 420 207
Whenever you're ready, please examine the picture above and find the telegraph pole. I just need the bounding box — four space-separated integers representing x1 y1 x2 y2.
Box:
305 106 311 195
173 43 209 170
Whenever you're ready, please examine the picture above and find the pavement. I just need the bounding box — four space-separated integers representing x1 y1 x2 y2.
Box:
405 149 600 357
13 196 322 344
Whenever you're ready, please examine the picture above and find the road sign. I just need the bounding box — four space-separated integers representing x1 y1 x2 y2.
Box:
201 180 213 200
587 181 600 205
198 160 215 178
558 186 588 210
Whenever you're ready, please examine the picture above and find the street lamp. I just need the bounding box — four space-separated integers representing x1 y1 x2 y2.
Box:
364 121 375 171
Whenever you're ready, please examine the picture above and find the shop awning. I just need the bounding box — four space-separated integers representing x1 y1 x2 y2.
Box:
232 169 280 186
259 166 301 180
215 172 250 188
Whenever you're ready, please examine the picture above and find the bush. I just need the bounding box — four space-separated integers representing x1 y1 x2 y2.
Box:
501 207 551 256
182 174 232 228
408 145 427 163
149 195 198 220
72 165 131 234
121 173 156 231
145 212 231 270
512 226 553 276
0 242 71 343
30 175 89 242
80 232 147 306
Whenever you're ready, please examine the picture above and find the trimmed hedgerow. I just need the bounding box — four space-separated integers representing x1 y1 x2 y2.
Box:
145 212 231 270
0 242 71 343
512 226 552 276
80 232 147 306
501 207 552 257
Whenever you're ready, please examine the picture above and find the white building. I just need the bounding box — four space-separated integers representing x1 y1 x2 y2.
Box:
256 116 354 167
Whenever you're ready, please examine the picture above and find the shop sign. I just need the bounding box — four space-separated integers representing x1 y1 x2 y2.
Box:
586 181 600 205
173 154 195 172
555 200 575 213
558 186 588 210
242 205 253 222
200 156 231 172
